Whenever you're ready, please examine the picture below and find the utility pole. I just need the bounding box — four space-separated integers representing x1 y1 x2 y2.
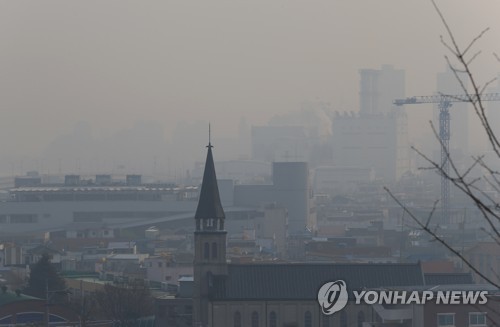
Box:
45 279 50 327
45 278 71 327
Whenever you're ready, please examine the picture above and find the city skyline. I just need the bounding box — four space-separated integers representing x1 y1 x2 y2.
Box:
1 1 500 176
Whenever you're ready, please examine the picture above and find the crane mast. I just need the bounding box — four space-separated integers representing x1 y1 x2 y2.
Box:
394 93 500 224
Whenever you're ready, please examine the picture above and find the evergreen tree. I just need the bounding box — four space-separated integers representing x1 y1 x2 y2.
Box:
24 253 66 301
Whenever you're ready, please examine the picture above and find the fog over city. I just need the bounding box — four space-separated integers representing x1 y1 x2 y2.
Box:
4 2 500 326
1 0 500 177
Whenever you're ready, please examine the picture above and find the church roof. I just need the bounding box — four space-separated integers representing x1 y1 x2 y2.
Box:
424 272 474 286
211 262 425 301
195 144 225 221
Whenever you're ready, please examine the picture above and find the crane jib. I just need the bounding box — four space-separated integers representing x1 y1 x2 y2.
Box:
394 93 500 106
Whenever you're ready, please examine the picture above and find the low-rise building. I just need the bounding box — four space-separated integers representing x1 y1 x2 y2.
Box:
144 254 192 284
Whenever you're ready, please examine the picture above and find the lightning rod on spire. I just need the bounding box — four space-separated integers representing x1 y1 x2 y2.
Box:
208 123 213 148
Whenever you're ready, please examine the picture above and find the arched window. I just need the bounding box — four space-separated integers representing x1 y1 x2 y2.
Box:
212 242 218 259
340 311 348 327
203 242 209 260
304 311 312 327
269 311 277 327
357 311 365 327
321 315 330 327
251 311 259 327
233 311 241 327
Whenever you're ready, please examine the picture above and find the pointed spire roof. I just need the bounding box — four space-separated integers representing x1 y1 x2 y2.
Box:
195 142 225 221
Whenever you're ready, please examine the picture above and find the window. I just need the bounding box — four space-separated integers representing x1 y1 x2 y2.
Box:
438 313 455 326
357 311 365 327
212 242 218 259
204 242 209 260
340 311 348 327
158 262 162 268
469 312 486 326
233 311 241 327
251 311 259 327
269 311 277 327
304 311 312 327
10 214 37 223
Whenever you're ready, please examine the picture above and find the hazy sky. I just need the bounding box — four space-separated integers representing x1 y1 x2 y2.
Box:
1 1 499 174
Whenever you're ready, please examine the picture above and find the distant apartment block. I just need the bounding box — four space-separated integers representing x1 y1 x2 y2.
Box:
329 65 409 181
332 110 410 181
359 64 405 115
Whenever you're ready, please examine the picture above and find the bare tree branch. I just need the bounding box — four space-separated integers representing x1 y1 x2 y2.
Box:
425 199 440 229
386 0 500 289
385 187 500 288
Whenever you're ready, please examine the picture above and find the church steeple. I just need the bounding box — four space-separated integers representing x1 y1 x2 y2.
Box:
194 136 225 231
193 132 228 327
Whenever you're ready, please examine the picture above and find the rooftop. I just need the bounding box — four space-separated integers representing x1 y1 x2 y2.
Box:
211 262 425 301
0 292 41 306
11 186 197 193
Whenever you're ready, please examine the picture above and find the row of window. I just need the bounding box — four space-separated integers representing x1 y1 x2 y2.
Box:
231 311 485 327
73 211 172 219
232 310 365 327
438 312 486 326
0 214 38 223
72 210 175 223
16 192 165 202
147 261 171 268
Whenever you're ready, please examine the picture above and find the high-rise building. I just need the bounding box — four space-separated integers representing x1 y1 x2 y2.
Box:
359 65 405 115
331 110 409 181
331 65 409 181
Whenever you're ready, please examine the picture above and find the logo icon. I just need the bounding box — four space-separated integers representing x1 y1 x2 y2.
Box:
317 280 348 315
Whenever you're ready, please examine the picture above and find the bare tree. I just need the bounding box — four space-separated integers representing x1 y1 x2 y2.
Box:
69 294 99 327
386 0 500 288
94 281 154 327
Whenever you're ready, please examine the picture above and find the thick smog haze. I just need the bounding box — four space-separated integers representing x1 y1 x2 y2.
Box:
1 0 499 177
